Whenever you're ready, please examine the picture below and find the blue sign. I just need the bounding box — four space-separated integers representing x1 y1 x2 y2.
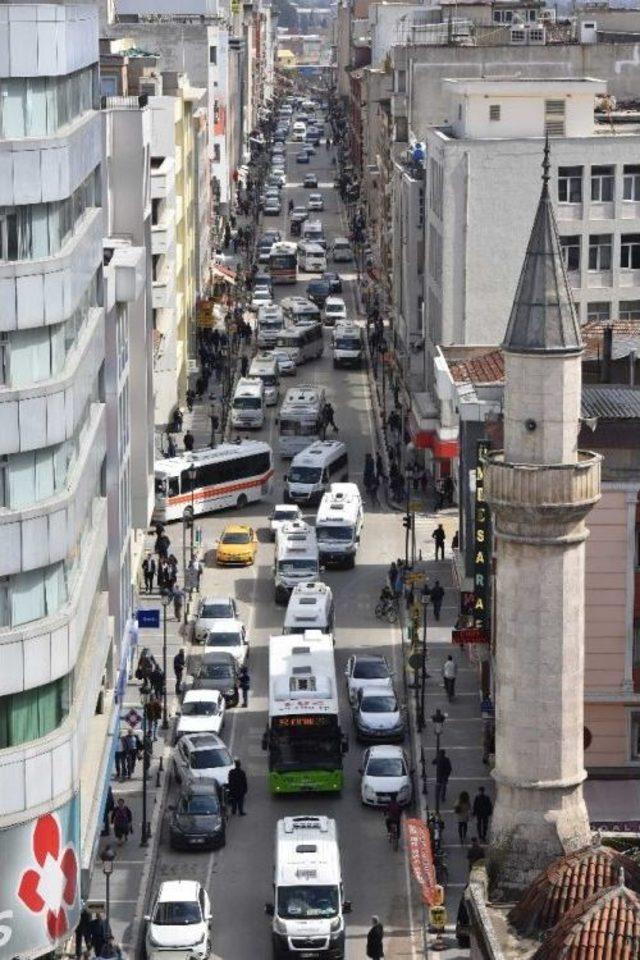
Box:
137 608 160 629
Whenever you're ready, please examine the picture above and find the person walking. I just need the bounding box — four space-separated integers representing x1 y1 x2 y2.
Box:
145 694 162 740
183 429 195 453
173 648 186 695
432 749 452 806
142 553 156 593
188 555 203 591
472 786 493 842
102 786 115 837
150 663 165 700
454 791 471 845
186 388 195 412
431 580 445 621
238 665 250 707
124 728 140 779
443 655 457 701
172 584 185 622
323 401 338 433
366 916 384 960
467 837 485 872
75 905 93 959
432 523 446 561
114 733 127 781
110 797 133 846
227 759 248 815
88 909 111 959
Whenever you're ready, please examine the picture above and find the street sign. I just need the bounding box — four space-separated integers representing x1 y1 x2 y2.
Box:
123 707 142 728
405 572 426 585
137 608 160 629
409 500 423 512
408 652 422 670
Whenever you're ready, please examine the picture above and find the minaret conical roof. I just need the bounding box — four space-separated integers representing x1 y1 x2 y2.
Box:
503 139 583 356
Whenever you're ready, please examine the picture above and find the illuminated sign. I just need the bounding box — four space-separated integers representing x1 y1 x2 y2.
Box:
274 715 333 729
474 440 491 631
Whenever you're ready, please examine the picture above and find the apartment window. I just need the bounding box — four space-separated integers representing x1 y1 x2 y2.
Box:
623 164 640 201
588 235 612 271
0 673 71 749
591 165 614 203
560 235 580 272
619 300 640 321
631 711 640 761
395 117 408 143
209 45 217 64
489 104 501 122
558 167 582 204
586 302 610 323
213 144 221 164
621 234 640 270
396 70 406 94
0 67 97 139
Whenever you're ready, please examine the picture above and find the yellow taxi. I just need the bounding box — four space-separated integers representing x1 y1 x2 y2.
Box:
216 524 258 566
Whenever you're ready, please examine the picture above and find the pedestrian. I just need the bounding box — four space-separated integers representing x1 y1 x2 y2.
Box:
195 375 204 398
150 663 165 699
166 555 178 589
227 758 248 815
142 553 156 593
172 408 183 432
323 401 338 433
376 451 385 484
472 786 493 842
435 478 445 510
101 786 115 836
183 429 195 453
241 354 249 377
145 694 162 740
172 584 185 622
75 904 92 959
454 791 471 845
88 909 111 959
166 434 177 458
404 582 414 611
155 531 170 559
114 733 127 780
124 728 139 778
467 837 485 871
238 664 250 707
432 749 452 806
96 935 122 960
174 648 186 695
432 523 446 561
186 388 195 412
110 797 133 845
443 654 457 700
431 580 445 620
366 916 384 960
387 561 397 591
187 555 203 591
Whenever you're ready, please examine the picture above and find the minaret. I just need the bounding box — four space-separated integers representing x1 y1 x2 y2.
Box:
484 142 602 893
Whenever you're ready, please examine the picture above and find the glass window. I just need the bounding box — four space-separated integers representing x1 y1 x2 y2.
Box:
0 79 26 138
560 236 580 272
588 235 612 271
586 302 610 323
12 568 46 626
0 673 71 748
631 711 640 761
558 167 582 204
621 234 640 270
623 165 640 202
590 165 614 202
619 300 640 321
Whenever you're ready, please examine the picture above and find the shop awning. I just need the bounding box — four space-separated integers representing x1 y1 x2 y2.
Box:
211 261 237 285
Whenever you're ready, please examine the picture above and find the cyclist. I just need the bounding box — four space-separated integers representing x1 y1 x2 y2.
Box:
379 583 394 609
384 795 402 841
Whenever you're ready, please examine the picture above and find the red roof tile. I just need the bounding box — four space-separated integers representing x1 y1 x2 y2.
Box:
531 883 640 960
448 348 505 385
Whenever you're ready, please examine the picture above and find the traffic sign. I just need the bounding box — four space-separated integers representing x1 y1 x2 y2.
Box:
123 708 142 729
405 572 426 585
409 500 423 512
137 608 160 629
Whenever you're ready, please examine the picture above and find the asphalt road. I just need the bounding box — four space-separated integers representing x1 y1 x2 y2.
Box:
149 138 424 960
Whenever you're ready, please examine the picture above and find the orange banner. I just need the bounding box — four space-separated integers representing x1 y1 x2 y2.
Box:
405 818 437 906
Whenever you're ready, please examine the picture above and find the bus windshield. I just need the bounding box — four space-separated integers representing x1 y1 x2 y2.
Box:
270 716 341 772
316 525 354 542
233 396 261 409
335 336 360 350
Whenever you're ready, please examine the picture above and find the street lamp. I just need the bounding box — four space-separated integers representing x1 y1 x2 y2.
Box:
188 463 197 566
140 680 151 846
432 707 447 816
100 845 116 922
161 591 171 730
418 591 429 732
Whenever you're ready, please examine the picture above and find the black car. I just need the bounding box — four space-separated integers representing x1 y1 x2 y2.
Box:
306 279 332 307
303 174 318 188
322 272 343 294
188 651 240 707
253 269 273 292
169 783 226 850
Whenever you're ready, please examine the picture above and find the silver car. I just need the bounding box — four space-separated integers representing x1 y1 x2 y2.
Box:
194 596 238 643
352 687 406 743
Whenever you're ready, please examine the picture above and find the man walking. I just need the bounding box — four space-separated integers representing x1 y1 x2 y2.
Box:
366 916 384 960
431 580 445 621
227 759 248 815
142 553 156 593
432 523 446 561
432 749 452 806
183 429 195 453
89 909 111 959
472 786 494 842
443 655 457 701
173 648 186 694
238 665 250 708
124 728 139 779
323 401 338 433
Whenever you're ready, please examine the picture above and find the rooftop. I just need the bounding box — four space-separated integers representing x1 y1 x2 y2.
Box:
448 348 505 385
581 385 640 420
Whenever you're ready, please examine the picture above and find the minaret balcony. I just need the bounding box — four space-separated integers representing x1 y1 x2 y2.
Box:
484 450 601 525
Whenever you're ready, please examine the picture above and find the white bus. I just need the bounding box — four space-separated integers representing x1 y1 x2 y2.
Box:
153 441 274 522
281 296 321 326
257 303 285 348
284 581 335 635
297 241 327 273
231 377 265 429
248 355 280 406
278 384 326 458
332 323 363 368
274 520 319 603
274 322 324 366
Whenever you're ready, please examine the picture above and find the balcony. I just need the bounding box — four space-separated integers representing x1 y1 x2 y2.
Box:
152 270 175 310
151 216 175 256
150 156 175 199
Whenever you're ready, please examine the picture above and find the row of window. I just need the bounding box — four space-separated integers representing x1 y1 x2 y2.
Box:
560 233 640 272
180 451 272 493
0 168 101 262
0 66 99 140
558 165 640 204
0 673 71 750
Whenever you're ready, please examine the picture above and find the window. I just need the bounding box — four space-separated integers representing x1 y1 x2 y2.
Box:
586 302 610 323
633 620 640 693
591 165 614 202
623 165 640 202
0 67 96 139
560 236 580 272
588 235 612 271
558 167 582 204
631 711 640 761
619 300 640 321
0 673 71 749
396 70 406 94
209 45 217 64
395 117 408 143
621 234 640 270
489 104 500 122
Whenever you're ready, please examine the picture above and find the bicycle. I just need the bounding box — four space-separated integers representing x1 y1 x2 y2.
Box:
375 598 398 624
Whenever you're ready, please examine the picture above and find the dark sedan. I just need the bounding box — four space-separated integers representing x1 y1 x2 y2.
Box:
322 272 343 294
169 783 226 850
306 279 332 307
188 651 240 707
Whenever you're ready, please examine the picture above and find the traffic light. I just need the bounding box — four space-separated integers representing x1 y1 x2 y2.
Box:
403 513 413 531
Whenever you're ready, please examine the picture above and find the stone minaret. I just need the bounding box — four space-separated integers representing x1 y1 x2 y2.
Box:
484 143 602 893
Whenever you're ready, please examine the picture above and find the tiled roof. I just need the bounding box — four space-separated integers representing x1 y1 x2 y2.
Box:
449 349 505 385
582 319 640 361
531 883 640 960
509 845 640 934
581 386 640 420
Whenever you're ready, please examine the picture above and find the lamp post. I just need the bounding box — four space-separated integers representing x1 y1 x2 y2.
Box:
418 592 429 731
209 399 218 448
100 845 116 922
140 680 151 846
188 464 197 561
161 591 171 731
432 707 447 816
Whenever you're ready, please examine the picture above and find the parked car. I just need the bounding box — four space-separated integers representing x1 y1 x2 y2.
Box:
194 596 238 643
175 689 226 741
185 651 240 707
345 654 393 705
250 286 272 312
359 745 413 808
173 732 234 787
352 687 405 743
268 347 297 376
145 880 212 960
264 196 281 216
204 618 249 667
169 782 226 850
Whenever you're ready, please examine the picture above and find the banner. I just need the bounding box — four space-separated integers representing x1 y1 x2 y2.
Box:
405 818 437 906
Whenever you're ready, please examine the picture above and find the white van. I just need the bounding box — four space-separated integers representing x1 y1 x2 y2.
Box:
281 297 321 327
283 581 335 635
231 377 265 429
267 817 350 958
292 120 307 142
298 241 327 273
315 484 364 568
332 323 363 368
332 237 353 262
275 323 324 365
274 520 320 604
285 440 349 505
257 303 285 348
249 355 280 406
301 219 326 249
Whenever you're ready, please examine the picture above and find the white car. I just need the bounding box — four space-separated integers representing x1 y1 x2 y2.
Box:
271 170 287 186
345 654 393 705
251 286 272 311
204 618 249 666
264 197 281 216
269 347 297 376
307 192 324 211
352 687 406 743
175 690 226 740
360 745 413 808
173 732 234 787
269 504 303 540
194 596 238 643
323 296 347 326
145 880 212 960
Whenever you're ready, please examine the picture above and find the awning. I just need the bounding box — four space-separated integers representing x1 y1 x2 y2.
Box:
408 413 459 458
211 261 237 285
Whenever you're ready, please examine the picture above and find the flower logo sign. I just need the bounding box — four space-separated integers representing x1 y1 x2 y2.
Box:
17 813 78 940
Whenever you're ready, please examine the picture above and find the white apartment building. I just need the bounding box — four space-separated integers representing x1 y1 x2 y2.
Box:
0 4 115 952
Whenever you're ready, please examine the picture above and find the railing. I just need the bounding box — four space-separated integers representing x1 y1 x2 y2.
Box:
484 450 602 510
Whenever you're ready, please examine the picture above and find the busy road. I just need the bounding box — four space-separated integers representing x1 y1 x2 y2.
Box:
149 118 423 959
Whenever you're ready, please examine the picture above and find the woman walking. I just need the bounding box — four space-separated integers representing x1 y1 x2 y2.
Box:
454 791 471 845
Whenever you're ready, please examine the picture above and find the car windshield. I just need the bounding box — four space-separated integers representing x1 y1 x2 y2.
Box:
153 901 201 925
361 695 397 713
207 632 242 646
277 886 339 920
200 602 233 619
179 795 220 815
221 531 251 544
335 337 360 350
198 663 234 680
354 660 389 679
233 396 261 410
191 748 232 769
316 525 354 542
279 559 319 575
274 508 299 522
367 757 406 777
289 466 322 483
182 700 220 717
326 304 344 314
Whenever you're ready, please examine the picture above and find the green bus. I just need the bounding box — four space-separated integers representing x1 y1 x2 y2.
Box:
263 632 347 793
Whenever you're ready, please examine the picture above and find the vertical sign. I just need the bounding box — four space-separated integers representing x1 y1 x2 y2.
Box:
474 440 491 631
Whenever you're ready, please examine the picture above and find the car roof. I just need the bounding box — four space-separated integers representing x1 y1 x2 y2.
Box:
360 686 396 699
199 650 237 664
354 653 388 664
156 880 201 903
183 732 226 750
221 523 251 533
178 781 221 798
206 618 243 631
325 296 345 305
183 689 222 703
366 744 406 759
200 595 234 605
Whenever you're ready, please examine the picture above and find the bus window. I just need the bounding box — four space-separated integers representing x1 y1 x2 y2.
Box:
156 478 167 496
169 478 179 497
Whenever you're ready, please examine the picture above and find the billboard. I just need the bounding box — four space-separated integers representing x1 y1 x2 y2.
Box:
0 796 80 959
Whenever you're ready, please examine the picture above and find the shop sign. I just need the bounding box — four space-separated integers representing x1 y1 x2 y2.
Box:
452 628 489 645
474 440 491 630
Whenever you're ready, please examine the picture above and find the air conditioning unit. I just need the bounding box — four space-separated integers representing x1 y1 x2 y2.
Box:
139 75 162 96
580 20 598 44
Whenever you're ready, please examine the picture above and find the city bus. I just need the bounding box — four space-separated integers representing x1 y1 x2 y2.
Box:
269 241 298 285
263 632 347 793
278 384 326 458
153 441 274 522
